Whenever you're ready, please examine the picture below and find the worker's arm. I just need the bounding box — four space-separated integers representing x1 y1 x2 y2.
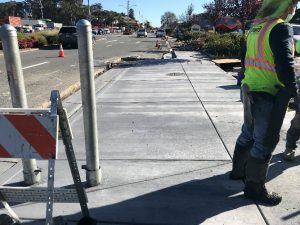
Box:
270 23 296 88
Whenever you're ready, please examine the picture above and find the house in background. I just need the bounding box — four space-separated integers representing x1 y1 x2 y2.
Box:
216 17 241 32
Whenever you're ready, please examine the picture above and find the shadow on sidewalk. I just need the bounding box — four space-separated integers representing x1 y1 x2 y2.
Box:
268 153 300 181
17 155 299 224
24 172 251 225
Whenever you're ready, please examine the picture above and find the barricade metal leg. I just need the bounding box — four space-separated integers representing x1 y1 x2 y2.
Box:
45 159 55 225
0 201 21 224
51 90 90 218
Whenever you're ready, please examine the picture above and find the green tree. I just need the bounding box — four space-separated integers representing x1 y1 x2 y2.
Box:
161 11 177 29
56 0 85 25
225 0 261 34
203 0 226 32
179 3 194 28
0 1 27 17
129 8 135 20
144 20 153 29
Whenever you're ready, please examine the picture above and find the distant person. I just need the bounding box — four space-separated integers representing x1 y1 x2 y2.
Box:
230 0 298 206
92 33 96 45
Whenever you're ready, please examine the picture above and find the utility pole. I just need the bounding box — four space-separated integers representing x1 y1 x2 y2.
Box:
88 0 91 21
127 0 130 18
127 0 136 30
39 0 44 19
120 0 135 31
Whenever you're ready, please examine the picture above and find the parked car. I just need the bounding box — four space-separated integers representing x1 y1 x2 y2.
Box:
123 29 133 35
33 24 44 31
58 26 78 48
103 28 110 34
98 29 104 35
156 29 166 38
137 28 147 37
22 25 33 33
92 29 98 35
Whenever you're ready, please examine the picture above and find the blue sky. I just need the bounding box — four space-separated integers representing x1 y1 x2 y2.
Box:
96 0 211 27
0 0 211 27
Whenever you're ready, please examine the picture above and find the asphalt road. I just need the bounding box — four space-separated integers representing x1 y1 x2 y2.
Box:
0 32 165 108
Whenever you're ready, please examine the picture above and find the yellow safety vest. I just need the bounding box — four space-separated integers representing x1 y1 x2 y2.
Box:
242 18 294 95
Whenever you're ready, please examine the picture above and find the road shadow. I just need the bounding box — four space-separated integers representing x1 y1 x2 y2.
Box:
39 45 78 50
114 58 188 69
130 50 169 54
38 45 60 50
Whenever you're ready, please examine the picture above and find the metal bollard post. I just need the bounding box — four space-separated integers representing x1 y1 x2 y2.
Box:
0 25 41 185
76 19 102 186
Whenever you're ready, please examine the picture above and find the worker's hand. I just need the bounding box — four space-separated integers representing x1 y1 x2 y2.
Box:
288 97 297 110
283 85 298 97
275 84 297 97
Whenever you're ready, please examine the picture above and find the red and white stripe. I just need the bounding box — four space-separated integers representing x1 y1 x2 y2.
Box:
0 114 58 159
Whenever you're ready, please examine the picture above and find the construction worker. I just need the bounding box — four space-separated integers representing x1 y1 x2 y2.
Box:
284 107 300 160
284 40 300 161
230 0 298 205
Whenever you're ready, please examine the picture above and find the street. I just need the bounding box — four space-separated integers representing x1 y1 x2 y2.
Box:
0 32 165 108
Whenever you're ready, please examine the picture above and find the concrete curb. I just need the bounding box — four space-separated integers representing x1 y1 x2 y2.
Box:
0 48 39 56
38 67 106 108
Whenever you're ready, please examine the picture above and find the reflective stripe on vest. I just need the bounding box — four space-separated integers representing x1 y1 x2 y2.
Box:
257 19 277 60
244 58 276 73
245 19 278 74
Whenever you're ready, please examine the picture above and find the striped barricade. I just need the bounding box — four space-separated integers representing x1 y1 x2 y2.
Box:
0 109 58 159
0 90 89 225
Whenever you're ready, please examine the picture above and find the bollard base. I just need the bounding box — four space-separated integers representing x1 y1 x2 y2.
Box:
23 170 41 186
86 167 102 187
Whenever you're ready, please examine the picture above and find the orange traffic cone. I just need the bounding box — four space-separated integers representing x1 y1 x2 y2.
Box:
58 43 64 57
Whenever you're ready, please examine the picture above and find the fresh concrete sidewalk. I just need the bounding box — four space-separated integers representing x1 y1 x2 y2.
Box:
0 51 299 225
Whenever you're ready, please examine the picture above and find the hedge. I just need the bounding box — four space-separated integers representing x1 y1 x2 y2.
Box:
176 31 244 58
0 30 59 50
203 32 243 58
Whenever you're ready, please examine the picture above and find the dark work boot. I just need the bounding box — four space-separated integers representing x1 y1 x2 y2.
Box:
244 156 282 206
230 144 250 180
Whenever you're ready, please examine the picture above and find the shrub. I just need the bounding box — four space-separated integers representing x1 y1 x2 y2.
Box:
15 30 59 48
41 30 59 45
44 33 59 45
30 33 47 47
203 32 243 58
18 38 34 49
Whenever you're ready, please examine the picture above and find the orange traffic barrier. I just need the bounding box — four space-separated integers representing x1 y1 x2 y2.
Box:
58 43 64 57
156 40 161 49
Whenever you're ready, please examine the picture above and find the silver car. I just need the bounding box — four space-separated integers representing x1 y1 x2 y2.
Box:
137 29 147 37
